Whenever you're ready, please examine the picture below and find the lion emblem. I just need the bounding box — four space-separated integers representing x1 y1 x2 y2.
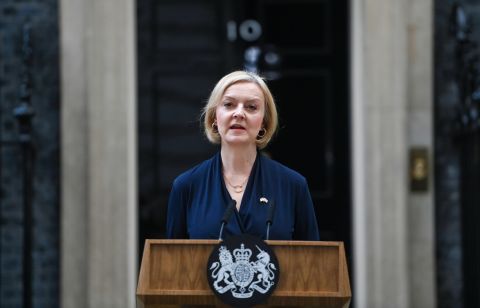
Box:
209 246 235 290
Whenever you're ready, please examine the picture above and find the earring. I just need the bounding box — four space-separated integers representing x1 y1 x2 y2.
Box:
212 121 218 133
257 127 267 139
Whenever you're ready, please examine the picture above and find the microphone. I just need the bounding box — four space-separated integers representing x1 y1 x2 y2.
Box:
265 200 276 240
218 199 236 240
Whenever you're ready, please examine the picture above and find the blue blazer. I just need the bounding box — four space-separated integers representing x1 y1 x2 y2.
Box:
166 152 320 240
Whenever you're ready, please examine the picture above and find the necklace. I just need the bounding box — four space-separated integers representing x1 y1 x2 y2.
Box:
223 173 249 193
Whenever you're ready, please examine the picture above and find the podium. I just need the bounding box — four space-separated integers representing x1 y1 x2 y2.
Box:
136 239 351 307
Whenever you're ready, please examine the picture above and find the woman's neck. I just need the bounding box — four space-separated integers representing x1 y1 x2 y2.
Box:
220 144 257 175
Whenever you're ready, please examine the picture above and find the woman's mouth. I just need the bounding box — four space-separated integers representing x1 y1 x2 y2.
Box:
230 124 246 130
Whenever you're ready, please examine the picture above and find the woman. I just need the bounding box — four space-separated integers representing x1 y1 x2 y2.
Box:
166 71 319 240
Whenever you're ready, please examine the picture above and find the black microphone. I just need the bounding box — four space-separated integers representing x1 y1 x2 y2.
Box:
218 199 236 240
265 200 276 240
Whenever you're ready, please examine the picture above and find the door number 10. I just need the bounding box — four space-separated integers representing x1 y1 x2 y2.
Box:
227 20 263 42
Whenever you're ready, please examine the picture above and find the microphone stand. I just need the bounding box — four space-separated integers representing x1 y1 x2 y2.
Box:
219 200 236 240
265 200 276 241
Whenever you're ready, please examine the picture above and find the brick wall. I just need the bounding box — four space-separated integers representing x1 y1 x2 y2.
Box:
0 1 59 307
435 0 480 307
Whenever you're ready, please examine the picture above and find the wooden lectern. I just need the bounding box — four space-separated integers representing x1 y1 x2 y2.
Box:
137 240 351 307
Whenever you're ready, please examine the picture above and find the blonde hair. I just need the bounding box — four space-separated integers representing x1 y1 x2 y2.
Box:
202 71 278 149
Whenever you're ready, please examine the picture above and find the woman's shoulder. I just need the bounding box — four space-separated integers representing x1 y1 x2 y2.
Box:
172 155 216 188
260 153 307 185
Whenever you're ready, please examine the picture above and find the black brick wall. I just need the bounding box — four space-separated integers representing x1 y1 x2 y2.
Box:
0 1 59 307
435 0 480 307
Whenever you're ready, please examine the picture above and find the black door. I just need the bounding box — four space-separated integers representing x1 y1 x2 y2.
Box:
137 0 350 260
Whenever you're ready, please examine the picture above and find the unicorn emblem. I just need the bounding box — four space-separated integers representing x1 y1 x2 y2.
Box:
249 246 277 292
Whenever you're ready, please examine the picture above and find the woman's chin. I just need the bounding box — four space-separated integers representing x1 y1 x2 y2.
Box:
223 136 254 146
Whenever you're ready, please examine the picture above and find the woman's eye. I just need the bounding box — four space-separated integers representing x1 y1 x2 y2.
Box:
247 104 257 111
223 102 233 107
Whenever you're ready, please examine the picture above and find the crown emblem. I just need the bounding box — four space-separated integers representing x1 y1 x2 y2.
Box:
233 244 252 262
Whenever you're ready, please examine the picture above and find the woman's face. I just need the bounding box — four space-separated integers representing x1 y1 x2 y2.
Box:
215 81 265 147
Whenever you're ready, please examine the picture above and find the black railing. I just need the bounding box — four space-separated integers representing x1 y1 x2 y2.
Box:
0 23 35 308
450 4 480 308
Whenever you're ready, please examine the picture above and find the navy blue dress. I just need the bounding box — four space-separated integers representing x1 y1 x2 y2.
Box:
166 152 320 240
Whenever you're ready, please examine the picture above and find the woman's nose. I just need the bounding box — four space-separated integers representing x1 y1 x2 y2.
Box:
233 106 245 118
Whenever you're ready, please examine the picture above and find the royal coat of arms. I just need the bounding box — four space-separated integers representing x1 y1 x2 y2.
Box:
206 234 279 307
